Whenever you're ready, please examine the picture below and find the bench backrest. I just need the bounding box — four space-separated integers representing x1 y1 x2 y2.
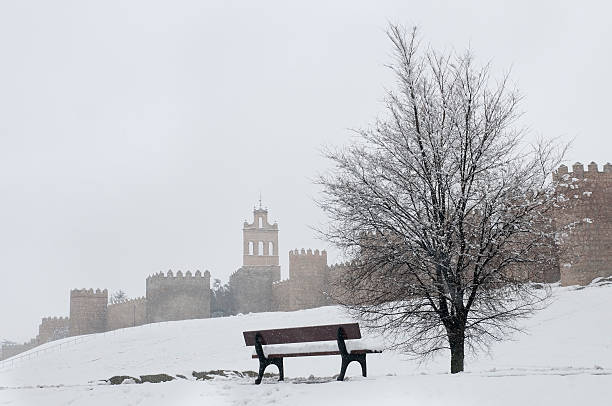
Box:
243 323 361 346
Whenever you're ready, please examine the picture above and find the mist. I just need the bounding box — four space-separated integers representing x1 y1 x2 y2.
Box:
1 0 611 343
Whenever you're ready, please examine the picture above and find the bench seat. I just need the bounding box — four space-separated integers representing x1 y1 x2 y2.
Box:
252 340 383 359
243 323 381 384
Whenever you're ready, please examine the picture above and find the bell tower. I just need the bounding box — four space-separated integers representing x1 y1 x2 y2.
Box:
230 201 281 314
242 205 279 267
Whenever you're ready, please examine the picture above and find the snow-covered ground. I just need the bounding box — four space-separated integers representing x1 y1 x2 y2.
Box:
0 282 610 405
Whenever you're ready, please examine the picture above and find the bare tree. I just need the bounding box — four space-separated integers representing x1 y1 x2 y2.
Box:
211 279 234 317
109 290 128 304
318 25 569 374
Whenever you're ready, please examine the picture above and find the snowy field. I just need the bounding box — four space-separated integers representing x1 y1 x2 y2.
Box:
0 282 610 405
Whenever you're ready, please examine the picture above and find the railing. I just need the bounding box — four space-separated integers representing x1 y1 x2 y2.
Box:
0 323 155 370
0 335 93 369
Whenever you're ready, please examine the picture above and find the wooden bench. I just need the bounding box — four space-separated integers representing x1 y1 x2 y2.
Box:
242 323 381 384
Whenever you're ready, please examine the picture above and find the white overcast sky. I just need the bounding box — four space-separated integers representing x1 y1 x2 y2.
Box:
1 0 611 342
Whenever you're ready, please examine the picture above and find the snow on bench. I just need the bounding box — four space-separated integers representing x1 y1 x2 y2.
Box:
252 339 384 358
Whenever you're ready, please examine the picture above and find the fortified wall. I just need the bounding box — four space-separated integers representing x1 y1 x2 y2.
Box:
230 266 279 313
0 338 38 360
146 270 211 323
4 182 611 361
37 317 70 344
554 162 612 286
107 297 147 331
270 249 330 311
69 289 108 337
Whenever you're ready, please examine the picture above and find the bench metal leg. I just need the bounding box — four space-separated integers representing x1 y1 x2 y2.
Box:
337 354 367 381
255 357 284 385
254 333 284 385
338 357 350 381
359 355 367 377
276 358 284 381
256 361 266 385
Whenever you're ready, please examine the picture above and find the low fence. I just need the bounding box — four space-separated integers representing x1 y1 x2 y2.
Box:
0 322 158 371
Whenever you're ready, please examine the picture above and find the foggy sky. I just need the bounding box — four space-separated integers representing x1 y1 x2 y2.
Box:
1 0 611 342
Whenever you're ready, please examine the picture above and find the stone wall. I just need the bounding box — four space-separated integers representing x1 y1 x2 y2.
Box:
229 265 280 314
286 249 330 310
269 249 332 312
107 297 147 331
37 316 70 344
69 288 108 336
146 270 211 323
554 162 612 286
271 279 292 311
5 183 610 361
0 339 37 361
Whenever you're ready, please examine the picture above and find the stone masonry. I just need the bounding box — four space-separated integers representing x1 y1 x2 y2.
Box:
69 289 108 337
271 249 330 312
106 297 147 331
553 162 612 285
37 317 70 344
230 207 281 314
231 207 330 314
146 270 211 323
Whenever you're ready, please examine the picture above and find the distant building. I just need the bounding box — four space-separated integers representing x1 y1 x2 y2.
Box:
229 205 331 314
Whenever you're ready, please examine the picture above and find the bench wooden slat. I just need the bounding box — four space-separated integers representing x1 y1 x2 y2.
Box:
243 323 361 346
250 349 381 359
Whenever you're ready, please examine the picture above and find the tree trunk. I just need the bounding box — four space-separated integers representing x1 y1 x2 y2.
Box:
449 329 465 374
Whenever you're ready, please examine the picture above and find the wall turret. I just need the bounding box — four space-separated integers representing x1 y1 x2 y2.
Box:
37 316 70 344
282 248 330 310
289 249 327 280
553 162 612 285
69 288 108 336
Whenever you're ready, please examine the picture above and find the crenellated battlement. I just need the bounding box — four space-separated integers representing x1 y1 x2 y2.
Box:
107 296 147 330
329 262 351 270
146 270 211 292
146 270 210 281
552 161 612 286
107 296 146 307
289 249 328 280
37 316 70 344
69 288 107 337
40 316 69 323
554 161 612 181
289 248 327 258
70 288 108 298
